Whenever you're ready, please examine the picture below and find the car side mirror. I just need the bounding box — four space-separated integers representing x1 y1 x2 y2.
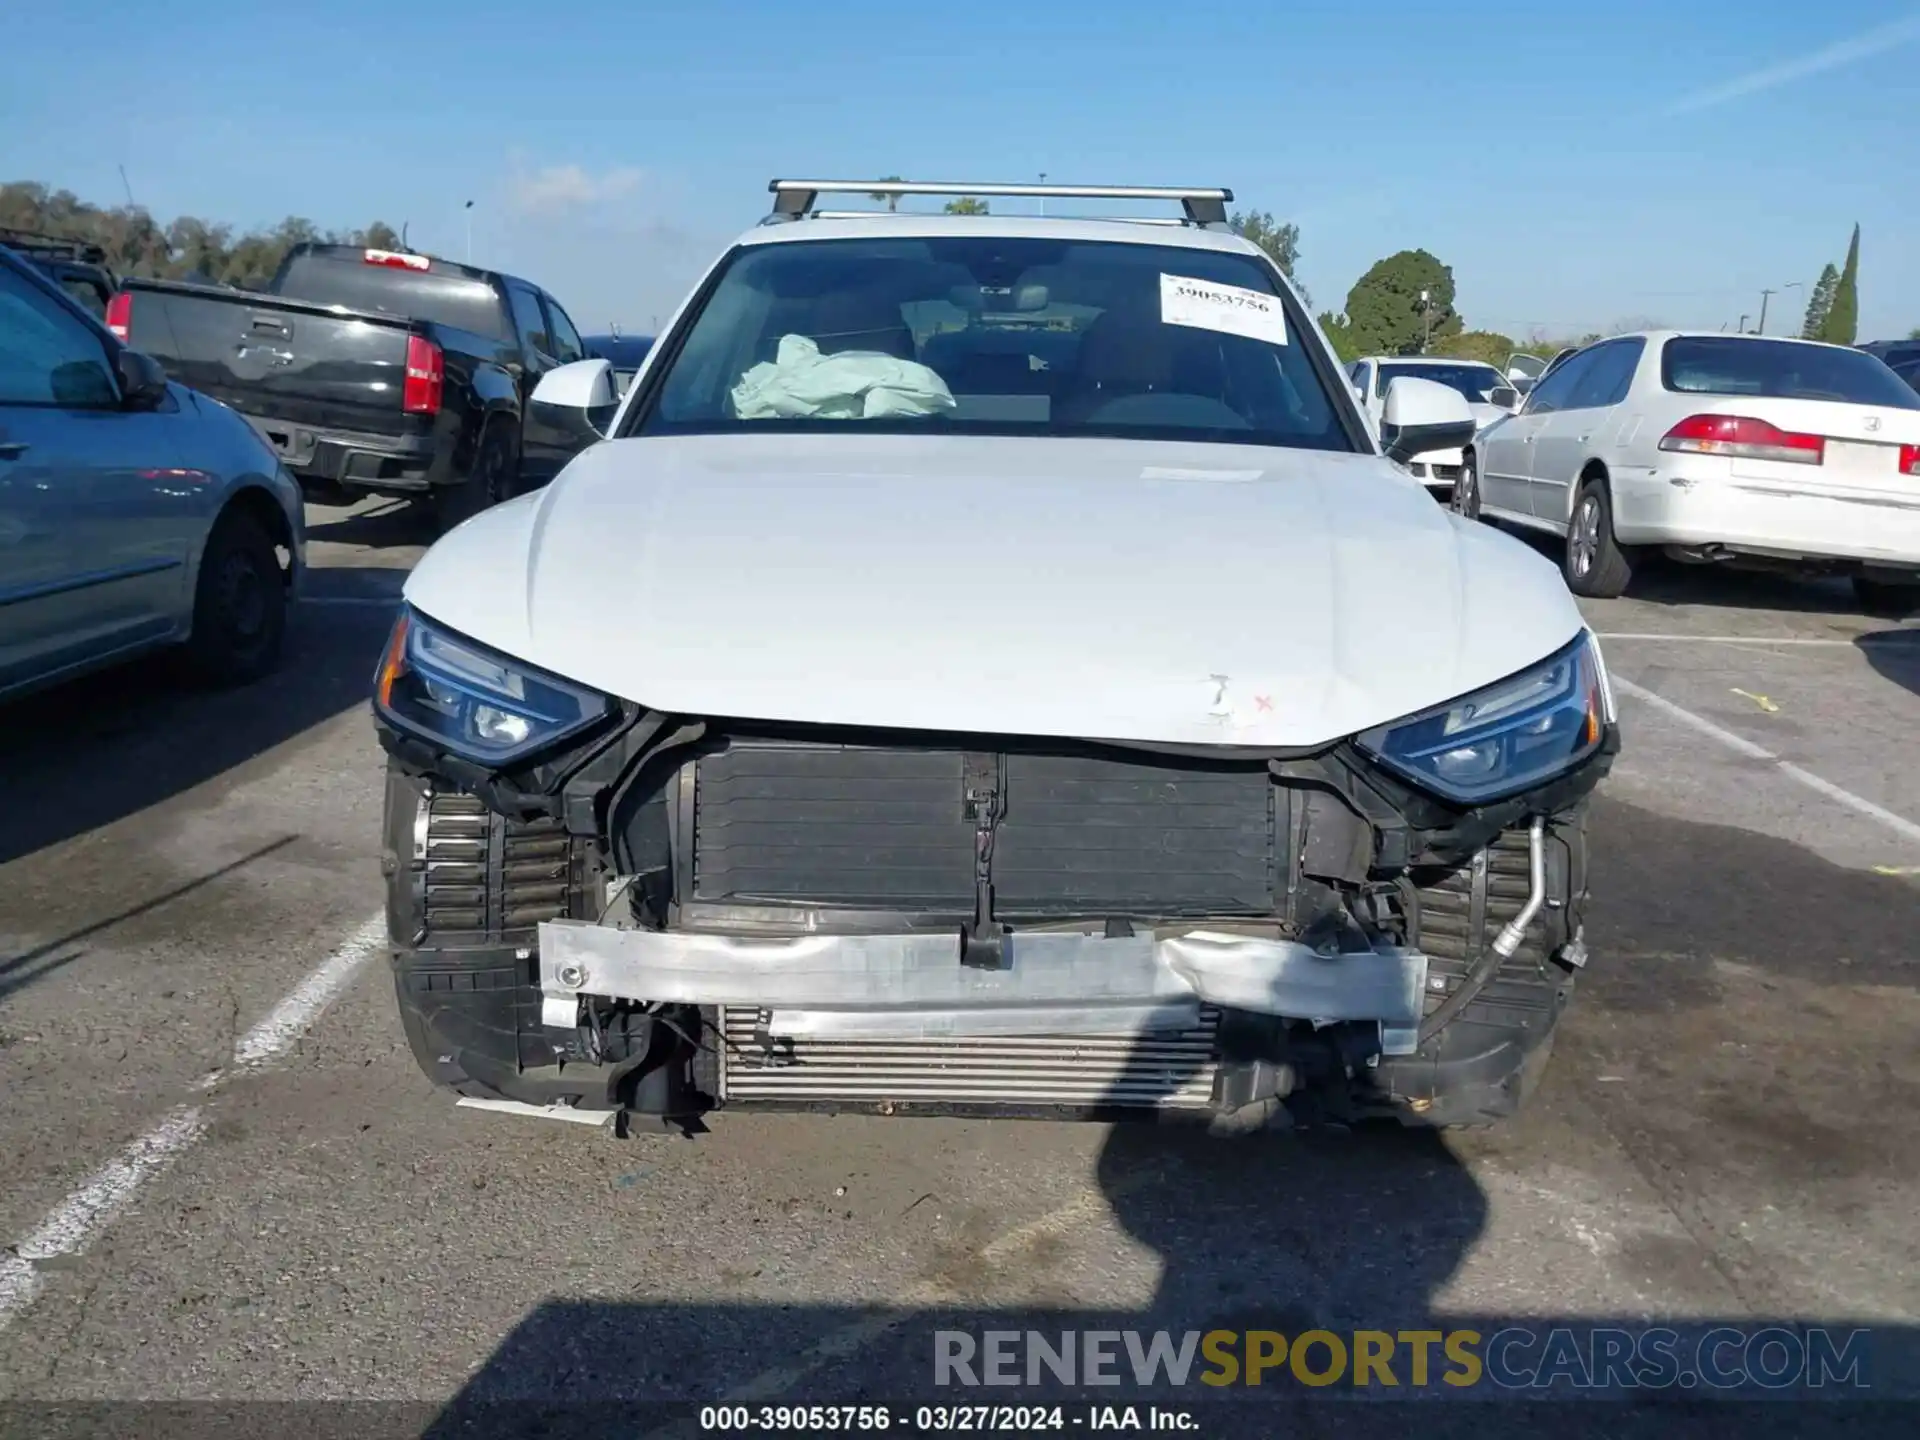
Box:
530 357 619 441
1489 385 1520 411
116 348 170 410
1380 376 1477 464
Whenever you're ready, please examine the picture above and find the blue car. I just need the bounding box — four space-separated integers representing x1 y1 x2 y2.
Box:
0 244 305 701
581 332 653 394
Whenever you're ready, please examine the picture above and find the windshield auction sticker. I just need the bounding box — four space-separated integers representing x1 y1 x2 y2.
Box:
1159 273 1289 345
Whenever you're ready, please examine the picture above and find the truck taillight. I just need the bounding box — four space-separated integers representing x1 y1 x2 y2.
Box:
1658 414 1823 465
403 336 444 416
104 292 132 343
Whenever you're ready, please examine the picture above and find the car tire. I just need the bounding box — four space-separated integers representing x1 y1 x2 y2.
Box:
1564 477 1634 598
182 507 286 686
1852 576 1920 617
432 421 518 533
1452 451 1483 521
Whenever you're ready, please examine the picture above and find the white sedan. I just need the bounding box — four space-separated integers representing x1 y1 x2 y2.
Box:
1455 331 1920 609
1347 356 1519 497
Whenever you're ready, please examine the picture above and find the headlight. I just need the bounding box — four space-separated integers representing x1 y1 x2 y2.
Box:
1356 631 1612 804
373 607 611 765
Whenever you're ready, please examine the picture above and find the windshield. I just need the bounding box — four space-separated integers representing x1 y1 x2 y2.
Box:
635 236 1355 452
1378 362 1505 403
1661 337 1920 408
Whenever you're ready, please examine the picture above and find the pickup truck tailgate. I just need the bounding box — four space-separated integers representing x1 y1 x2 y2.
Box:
121 282 420 441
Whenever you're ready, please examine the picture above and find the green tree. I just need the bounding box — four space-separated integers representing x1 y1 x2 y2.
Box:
1800 263 1839 339
1228 209 1306 303
1431 329 1517 367
868 176 904 212
1316 311 1358 363
350 220 403 250
2 180 417 289
1342 249 1462 356
942 196 988 215
1821 224 1859 345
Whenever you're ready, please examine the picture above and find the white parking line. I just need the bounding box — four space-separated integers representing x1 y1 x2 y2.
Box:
230 912 388 1069
1613 675 1920 847
0 910 387 1335
1595 632 1886 647
0 1106 206 1329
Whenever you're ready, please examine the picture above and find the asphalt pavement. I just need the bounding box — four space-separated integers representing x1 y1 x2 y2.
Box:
1 497 1917 1437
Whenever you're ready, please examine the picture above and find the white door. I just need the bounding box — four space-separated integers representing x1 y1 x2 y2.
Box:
1528 339 1645 525
1479 348 1601 519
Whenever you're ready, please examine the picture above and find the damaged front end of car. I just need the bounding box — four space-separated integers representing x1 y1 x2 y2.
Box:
373 607 1617 1134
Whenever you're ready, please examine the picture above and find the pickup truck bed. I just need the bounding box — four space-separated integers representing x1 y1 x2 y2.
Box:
115 276 491 490
109 244 599 526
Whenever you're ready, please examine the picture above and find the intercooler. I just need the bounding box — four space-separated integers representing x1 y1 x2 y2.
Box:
716 1006 1221 1110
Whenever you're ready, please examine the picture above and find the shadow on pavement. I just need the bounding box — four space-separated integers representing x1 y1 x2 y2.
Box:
1490 523 1866 615
0 576 396 867
1617 564 1864 616
1856 629 1920 700
302 497 438 549
411 1122 1915 1437
1586 794 1920 996
0 837 294 1003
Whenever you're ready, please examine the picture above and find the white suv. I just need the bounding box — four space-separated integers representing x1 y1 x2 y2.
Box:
371 179 1617 1137
1456 330 1920 608
1347 355 1520 498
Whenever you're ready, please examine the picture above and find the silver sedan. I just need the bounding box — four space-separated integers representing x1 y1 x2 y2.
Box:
0 245 304 700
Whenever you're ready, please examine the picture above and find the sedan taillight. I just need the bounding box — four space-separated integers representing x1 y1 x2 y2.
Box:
1658 414 1824 465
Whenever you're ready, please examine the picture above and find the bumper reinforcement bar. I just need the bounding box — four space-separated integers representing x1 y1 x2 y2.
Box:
536 921 1429 1056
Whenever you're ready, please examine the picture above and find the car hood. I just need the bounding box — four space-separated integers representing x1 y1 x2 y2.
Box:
403 433 1586 748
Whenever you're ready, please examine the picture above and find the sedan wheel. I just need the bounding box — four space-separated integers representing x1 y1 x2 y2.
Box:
1562 478 1636 599
1453 455 1481 521
1569 496 1600 579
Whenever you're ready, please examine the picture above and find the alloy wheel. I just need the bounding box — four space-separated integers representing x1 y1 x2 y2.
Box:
1570 496 1600 578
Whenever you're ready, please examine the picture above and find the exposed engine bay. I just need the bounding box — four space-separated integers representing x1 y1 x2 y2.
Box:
378 696 1612 1134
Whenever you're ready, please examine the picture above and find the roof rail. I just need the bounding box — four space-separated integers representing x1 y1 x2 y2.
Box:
769 180 1234 228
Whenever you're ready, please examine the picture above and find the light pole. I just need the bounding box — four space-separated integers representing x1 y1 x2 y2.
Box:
1757 281 1801 336
464 200 474 263
1419 289 1432 352
1038 172 1046 218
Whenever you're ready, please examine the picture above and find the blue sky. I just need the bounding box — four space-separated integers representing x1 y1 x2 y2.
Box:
5 0 1917 341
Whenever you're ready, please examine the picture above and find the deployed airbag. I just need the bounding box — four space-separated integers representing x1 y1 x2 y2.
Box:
731 334 957 420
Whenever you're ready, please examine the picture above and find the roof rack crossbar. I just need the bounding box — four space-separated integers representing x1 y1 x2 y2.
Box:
770 180 1233 228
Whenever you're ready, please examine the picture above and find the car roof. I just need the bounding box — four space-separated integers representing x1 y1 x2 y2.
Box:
732 213 1270 260
1362 355 1503 367
1587 330 1865 352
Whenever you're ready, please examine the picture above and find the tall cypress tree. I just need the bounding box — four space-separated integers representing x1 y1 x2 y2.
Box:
1822 225 1860 345
1800 263 1839 339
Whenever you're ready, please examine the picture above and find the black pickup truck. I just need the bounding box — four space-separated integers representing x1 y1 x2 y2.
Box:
0 228 117 319
108 243 600 526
